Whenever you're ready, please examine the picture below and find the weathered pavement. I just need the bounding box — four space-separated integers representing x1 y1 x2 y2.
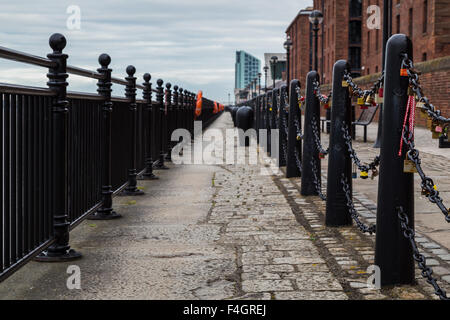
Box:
0 112 448 300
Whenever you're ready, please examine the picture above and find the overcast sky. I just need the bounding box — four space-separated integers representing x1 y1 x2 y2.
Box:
0 0 312 103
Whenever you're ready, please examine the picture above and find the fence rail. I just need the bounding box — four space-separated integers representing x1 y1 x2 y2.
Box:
0 33 222 282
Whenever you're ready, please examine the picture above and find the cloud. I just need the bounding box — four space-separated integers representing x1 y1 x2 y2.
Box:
0 0 312 103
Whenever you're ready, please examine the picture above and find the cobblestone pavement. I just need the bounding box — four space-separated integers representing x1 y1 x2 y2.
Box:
0 112 448 300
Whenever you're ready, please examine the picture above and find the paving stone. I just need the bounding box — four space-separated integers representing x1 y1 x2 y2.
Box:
295 273 343 291
425 258 440 266
273 257 325 265
274 291 348 300
241 272 281 281
421 242 441 249
242 280 294 292
242 264 295 273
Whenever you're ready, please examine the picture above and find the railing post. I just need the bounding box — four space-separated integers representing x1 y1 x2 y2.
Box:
141 73 158 180
301 72 321 195
165 83 172 161
121 65 144 196
89 54 122 219
179 88 185 130
286 79 302 178
173 85 179 134
36 33 81 261
190 92 195 137
155 79 169 169
375 34 414 286
325 60 353 226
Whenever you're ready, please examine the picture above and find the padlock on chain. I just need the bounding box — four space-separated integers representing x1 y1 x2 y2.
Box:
403 154 418 173
352 163 357 179
360 170 369 179
371 168 379 180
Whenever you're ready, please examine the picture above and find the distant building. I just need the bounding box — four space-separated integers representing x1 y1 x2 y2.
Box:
235 50 261 90
263 53 287 89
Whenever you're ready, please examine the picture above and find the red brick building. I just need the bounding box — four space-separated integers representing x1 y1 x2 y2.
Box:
286 8 313 89
286 0 450 84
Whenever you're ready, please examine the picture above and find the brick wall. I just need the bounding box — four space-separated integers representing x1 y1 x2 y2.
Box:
316 56 450 128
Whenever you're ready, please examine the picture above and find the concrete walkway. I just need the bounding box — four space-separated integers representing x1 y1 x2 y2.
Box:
0 113 448 300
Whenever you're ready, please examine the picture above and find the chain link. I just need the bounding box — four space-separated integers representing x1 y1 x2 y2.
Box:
343 70 384 99
401 126 450 223
401 54 449 125
341 174 376 234
397 206 449 300
310 157 326 201
341 123 380 175
311 116 329 155
312 80 332 104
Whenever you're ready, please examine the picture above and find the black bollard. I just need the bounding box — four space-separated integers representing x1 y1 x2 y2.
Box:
286 79 302 178
325 60 353 226
236 106 254 146
375 34 415 286
278 85 288 167
301 71 321 195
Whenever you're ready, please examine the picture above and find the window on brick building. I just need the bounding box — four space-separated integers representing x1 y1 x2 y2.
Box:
408 8 413 37
349 47 361 69
375 66 378 73
367 68 370 75
367 31 370 52
423 52 427 61
349 20 362 44
396 15 400 33
423 0 428 33
350 0 362 17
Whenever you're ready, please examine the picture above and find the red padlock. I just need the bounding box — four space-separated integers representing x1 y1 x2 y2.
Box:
378 87 383 98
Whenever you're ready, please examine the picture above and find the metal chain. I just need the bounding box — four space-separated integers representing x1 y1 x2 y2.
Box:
341 173 376 234
312 80 332 104
397 206 449 300
343 70 384 99
293 117 303 139
341 122 381 174
295 85 304 106
310 157 326 201
294 149 302 173
311 116 329 155
401 54 449 124
401 126 450 223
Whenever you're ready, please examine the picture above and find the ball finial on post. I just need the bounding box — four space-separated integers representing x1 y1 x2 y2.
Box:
49 33 67 53
98 53 111 68
143 73 151 82
126 65 136 77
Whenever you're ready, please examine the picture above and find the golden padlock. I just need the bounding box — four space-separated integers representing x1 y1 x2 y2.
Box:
403 159 417 173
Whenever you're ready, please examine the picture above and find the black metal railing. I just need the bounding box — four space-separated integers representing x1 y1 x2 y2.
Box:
0 33 221 282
